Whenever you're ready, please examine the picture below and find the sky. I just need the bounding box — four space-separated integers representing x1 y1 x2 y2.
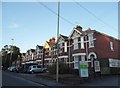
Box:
2 1 118 53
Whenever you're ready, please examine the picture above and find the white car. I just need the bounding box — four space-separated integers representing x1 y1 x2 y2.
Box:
8 66 18 72
27 65 47 74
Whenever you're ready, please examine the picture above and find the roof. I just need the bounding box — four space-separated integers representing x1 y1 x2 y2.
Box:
36 45 43 49
30 49 35 52
47 41 55 47
94 30 119 41
85 28 119 41
60 34 68 40
22 53 26 56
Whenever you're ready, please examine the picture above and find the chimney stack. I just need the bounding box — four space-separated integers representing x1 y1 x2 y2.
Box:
75 25 82 32
49 37 55 43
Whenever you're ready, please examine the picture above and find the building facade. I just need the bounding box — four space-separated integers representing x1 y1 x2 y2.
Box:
20 25 120 74
34 45 44 66
44 37 56 67
69 25 120 74
57 34 69 63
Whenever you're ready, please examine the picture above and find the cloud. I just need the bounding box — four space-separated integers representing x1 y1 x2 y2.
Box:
8 22 19 29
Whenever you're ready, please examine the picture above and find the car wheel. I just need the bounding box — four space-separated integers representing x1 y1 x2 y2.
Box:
31 71 34 74
43 70 46 73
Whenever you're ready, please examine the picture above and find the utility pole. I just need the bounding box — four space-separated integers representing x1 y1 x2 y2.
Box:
9 38 14 67
68 38 71 68
85 33 88 61
56 0 60 82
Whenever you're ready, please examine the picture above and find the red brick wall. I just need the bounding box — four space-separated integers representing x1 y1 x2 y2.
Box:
93 31 119 59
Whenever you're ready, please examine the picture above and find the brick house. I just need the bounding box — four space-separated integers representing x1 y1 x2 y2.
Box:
25 49 35 63
21 53 26 64
57 34 69 63
34 45 44 66
44 37 56 67
69 25 120 74
20 25 120 74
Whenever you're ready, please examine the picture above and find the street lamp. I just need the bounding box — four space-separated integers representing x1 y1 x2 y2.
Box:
84 32 88 61
68 38 73 68
9 38 14 67
68 38 71 68
56 0 60 82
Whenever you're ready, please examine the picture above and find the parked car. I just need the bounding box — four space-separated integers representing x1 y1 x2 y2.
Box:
8 66 19 73
27 65 47 74
2 66 7 70
18 63 38 73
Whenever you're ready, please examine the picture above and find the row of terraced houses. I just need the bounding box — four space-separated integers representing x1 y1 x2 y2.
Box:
14 25 120 74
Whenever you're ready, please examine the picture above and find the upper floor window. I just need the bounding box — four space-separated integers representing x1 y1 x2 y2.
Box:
59 43 62 49
88 33 94 48
59 43 63 54
81 36 84 49
110 41 114 51
73 37 78 50
64 42 67 52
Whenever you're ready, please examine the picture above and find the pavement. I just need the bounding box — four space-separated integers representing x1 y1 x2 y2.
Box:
0 70 2 88
2 71 120 87
35 72 120 86
80 75 119 86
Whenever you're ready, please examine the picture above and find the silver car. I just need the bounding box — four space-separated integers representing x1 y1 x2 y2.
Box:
27 65 46 74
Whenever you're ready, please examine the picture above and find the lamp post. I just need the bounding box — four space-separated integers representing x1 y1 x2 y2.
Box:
9 38 14 67
68 38 72 68
56 0 60 82
85 32 88 61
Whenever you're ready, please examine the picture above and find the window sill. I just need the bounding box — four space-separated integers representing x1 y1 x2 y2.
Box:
81 48 85 49
89 46 94 48
73 48 79 50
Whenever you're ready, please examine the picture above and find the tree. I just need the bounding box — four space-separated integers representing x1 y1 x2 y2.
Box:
1 45 20 68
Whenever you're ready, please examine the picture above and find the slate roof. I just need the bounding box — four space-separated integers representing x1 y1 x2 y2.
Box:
36 45 43 49
60 34 68 40
47 41 55 47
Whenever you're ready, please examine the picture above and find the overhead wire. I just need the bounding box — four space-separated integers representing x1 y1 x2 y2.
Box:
37 1 75 26
73 0 117 33
37 0 117 34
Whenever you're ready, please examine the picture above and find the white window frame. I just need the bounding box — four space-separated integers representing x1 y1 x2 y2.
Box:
88 33 94 48
59 43 63 54
64 42 67 52
73 37 78 50
81 55 85 61
110 41 114 51
74 56 79 69
59 43 63 49
81 36 84 49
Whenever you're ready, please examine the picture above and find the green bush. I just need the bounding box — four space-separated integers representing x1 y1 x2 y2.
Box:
48 62 78 74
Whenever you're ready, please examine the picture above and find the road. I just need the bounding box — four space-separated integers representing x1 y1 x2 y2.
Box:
2 71 48 87
2 71 120 87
